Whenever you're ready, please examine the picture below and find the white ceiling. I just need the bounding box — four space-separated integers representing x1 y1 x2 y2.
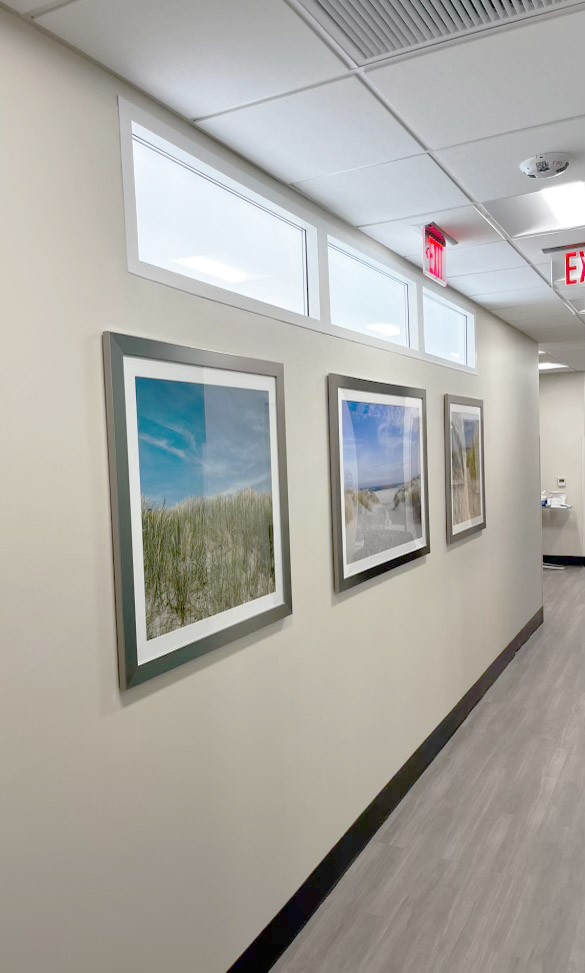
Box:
435 117 585 203
6 0 585 368
362 205 502 259
32 0 346 118
293 154 468 224
199 77 422 185
367 11 585 148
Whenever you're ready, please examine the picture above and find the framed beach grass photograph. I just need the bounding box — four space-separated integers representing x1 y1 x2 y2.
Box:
103 333 291 688
328 374 430 592
445 395 486 544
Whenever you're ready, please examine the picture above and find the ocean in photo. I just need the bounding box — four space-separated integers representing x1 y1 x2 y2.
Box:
341 398 423 565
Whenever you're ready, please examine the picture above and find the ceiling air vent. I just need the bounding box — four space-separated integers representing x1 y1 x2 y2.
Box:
293 0 579 65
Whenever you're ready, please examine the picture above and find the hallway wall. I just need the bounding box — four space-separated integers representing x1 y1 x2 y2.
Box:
0 11 543 973
540 372 585 558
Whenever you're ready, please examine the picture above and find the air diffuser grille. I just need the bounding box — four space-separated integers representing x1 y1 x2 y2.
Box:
295 0 579 65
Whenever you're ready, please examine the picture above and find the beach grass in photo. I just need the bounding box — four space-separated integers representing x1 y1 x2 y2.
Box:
136 377 275 640
342 400 422 565
451 413 481 527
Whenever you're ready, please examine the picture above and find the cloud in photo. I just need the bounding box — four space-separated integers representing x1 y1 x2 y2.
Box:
342 400 420 490
136 377 272 506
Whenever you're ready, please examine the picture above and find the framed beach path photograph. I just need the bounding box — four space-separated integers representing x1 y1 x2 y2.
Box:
328 374 430 592
103 333 291 688
445 395 486 544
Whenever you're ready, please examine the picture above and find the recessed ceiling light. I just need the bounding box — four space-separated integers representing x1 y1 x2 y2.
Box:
173 256 249 283
540 182 585 231
366 323 402 338
539 361 569 370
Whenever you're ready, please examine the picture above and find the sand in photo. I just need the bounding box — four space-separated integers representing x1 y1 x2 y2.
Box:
342 400 422 565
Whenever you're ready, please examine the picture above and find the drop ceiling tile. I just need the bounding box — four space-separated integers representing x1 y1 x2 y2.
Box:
515 314 574 329
528 323 583 340
534 259 552 272
533 320 581 333
360 205 500 256
294 155 467 225
497 306 575 325
36 0 345 118
436 117 585 203
537 326 582 341
496 299 573 317
526 327 582 344
367 10 585 149
197 78 422 185
567 295 585 314
497 296 569 314
519 332 579 348
445 242 526 277
450 265 547 297
484 191 585 239
471 288 563 309
361 223 420 259
556 284 585 302
514 226 585 263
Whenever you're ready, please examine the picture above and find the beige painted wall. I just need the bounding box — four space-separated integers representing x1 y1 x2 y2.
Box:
539 372 585 557
0 12 543 973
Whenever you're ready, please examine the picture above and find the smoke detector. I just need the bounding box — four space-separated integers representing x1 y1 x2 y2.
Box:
519 153 570 179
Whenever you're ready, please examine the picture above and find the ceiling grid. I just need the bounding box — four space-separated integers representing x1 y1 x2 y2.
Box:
4 0 585 364
293 0 581 64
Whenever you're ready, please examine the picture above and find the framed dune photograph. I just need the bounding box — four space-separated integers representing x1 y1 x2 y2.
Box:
103 333 291 688
328 374 430 592
445 395 486 544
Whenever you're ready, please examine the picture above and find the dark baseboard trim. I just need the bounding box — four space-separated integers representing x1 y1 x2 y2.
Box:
227 606 544 973
543 555 585 566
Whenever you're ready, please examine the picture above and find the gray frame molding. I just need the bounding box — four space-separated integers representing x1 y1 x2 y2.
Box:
103 332 292 689
328 374 430 592
444 394 486 545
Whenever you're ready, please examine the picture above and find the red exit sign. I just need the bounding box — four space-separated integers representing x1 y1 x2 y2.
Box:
423 224 447 286
565 250 585 286
549 242 585 293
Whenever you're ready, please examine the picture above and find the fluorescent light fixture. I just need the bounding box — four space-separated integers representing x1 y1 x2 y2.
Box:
173 255 249 283
366 323 402 338
539 361 569 370
540 182 585 231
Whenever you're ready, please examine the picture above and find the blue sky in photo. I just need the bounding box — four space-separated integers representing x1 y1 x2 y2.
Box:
136 377 272 506
342 400 421 490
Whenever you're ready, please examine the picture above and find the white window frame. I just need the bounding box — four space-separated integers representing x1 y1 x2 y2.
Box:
327 236 417 351
422 287 476 371
118 98 320 325
119 98 477 374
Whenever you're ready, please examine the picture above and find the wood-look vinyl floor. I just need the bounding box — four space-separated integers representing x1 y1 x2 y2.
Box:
272 569 585 973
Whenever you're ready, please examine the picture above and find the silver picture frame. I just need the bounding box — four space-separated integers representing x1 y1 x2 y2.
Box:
328 374 430 592
103 332 292 688
445 394 486 544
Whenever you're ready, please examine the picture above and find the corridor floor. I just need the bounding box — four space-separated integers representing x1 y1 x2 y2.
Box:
272 568 585 973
